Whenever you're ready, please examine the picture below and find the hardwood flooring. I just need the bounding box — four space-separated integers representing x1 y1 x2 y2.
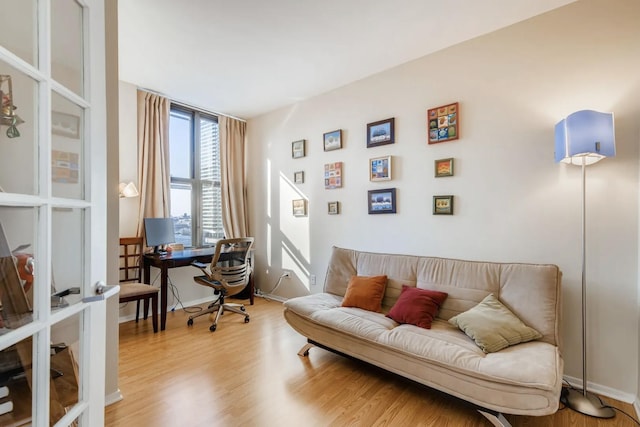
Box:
105 297 638 427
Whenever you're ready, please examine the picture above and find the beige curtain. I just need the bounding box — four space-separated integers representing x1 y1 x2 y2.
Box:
219 116 249 238
136 90 171 237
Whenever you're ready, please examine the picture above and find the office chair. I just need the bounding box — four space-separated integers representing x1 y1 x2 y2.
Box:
189 237 254 332
119 237 159 333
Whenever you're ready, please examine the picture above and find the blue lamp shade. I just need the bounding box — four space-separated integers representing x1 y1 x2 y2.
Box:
554 110 615 165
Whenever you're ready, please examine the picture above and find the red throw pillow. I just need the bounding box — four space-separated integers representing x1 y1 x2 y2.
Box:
341 275 388 312
386 285 448 329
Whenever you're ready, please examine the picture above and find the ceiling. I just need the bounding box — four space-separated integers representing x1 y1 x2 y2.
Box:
118 0 575 119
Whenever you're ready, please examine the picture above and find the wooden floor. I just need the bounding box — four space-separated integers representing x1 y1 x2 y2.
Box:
105 297 638 427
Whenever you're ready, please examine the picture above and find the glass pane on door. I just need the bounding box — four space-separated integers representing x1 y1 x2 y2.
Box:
0 0 38 67
0 335 33 426
51 0 83 96
51 93 83 200
50 312 81 425
51 208 84 305
0 62 38 195
0 206 36 329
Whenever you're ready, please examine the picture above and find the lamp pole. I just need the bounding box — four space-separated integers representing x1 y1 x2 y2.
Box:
563 156 615 418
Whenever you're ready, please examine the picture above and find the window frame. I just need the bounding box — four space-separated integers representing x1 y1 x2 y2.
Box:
169 104 221 248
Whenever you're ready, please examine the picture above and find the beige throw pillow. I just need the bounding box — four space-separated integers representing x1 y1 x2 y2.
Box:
448 293 542 353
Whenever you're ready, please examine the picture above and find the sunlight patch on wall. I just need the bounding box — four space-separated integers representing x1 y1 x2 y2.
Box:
279 171 310 288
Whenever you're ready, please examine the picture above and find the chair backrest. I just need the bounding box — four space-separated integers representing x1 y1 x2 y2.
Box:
119 237 143 283
210 237 254 296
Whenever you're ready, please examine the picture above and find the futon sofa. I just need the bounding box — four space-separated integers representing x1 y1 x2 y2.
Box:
283 246 563 427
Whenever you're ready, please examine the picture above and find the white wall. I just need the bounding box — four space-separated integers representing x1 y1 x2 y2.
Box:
247 0 640 399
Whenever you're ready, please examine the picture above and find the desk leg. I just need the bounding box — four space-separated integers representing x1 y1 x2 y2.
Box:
160 264 168 331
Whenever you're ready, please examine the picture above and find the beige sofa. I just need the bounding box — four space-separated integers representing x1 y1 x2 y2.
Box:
283 246 563 427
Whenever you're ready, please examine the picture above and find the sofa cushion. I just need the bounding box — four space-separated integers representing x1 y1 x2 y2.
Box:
448 293 542 353
341 275 387 312
386 285 448 329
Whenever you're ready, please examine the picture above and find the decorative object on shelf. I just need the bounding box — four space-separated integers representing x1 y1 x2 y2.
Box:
428 102 458 144
0 75 24 138
119 181 139 198
324 162 342 189
433 195 453 215
328 201 339 215
435 158 454 177
369 155 392 181
323 129 342 151
292 139 306 158
293 171 304 184
52 111 80 139
368 188 396 214
367 117 394 148
554 109 616 420
292 199 307 217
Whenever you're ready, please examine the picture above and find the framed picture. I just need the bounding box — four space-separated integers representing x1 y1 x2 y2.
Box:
324 162 342 189
292 199 307 217
368 188 396 214
52 111 80 139
294 171 304 184
367 118 395 148
433 195 453 215
435 158 454 177
369 155 392 181
292 139 306 158
52 150 80 183
323 129 342 151
428 102 458 144
328 201 339 215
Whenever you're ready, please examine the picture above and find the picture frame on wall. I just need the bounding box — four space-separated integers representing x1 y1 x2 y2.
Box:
292 139 306 158
434 158 454 177
292 199 307 217
52 111 81 139
323 129 342 151
433 195 454 215
369 155 392 181
328 201 339 215
428 102 458 144
368 188 396 214
294 171 304 184
366 118 395 148
324 162 343 189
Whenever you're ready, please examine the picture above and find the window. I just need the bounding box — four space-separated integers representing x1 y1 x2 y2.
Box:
169 106 224 247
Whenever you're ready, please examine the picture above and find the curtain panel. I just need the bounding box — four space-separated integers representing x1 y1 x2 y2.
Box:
219 116 249 238
136 90 171 238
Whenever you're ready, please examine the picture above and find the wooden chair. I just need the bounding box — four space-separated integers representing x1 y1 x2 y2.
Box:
119 237 158 333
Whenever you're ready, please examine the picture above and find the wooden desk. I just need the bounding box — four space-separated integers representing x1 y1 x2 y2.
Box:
143 248 254 331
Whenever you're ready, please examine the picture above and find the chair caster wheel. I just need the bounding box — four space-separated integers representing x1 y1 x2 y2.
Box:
209 324 217 332
244 317 250 323
187 319 193 326
240 306 246 312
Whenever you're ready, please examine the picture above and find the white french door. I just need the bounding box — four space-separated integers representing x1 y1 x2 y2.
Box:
0 0 107 426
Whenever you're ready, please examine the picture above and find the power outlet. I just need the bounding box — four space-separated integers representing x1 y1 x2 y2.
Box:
310 274 316 286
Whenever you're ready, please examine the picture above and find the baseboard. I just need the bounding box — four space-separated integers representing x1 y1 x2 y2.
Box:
563 375 636 404
254 292 286 303
634 397 640 420
105 389 123 406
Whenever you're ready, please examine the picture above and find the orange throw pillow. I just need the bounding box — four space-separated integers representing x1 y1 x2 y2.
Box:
341 275 388 312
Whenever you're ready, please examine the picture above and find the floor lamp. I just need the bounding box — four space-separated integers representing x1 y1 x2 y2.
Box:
554 110 616 418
